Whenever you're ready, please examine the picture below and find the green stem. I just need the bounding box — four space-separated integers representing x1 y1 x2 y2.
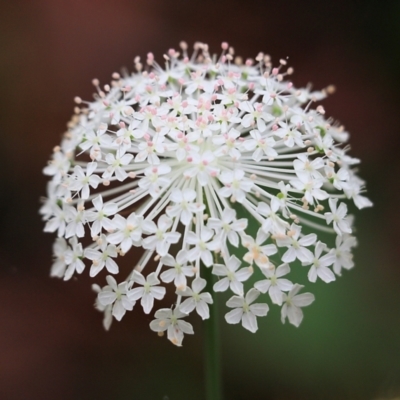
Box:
203 266 223 400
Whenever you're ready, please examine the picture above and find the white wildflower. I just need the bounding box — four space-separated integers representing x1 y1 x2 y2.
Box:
178 277 213 320
97 275 135 321
150 308 194 346
128 271 166 314
42 42 371 345
225 289 269 333
281 284 315 327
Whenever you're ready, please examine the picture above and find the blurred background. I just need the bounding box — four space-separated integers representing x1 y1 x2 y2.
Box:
0 0 399 399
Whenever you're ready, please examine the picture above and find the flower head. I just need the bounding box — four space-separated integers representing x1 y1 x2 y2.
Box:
42 42 371 346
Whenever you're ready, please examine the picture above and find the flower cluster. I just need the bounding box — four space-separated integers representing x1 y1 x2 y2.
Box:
41 42 371 346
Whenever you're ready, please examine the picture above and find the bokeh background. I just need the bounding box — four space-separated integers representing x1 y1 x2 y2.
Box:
1 0 399 399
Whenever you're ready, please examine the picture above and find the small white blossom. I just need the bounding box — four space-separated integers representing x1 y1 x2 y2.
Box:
160 250 195 290
92 284 113 331
302 241 336 283
276 224 317 263
254 263 293 305
186 227 216 267
207 208 247 248
142 215 180 256
84 235 119 277
50 238 69 278
178 277 213 320
128 271 166 314
107 213 145 253
242 130 277 161
64 236 85 281
212 255 253 295
69 162 102 199
103 151 134 181
325 198 352 236
166 188 205 226
150 308 194 346
242 229 278 268
86 195 118 238
331 235 357 275
97 275 135 321
218 169 253 203
281 284 315 327
225 289 269 333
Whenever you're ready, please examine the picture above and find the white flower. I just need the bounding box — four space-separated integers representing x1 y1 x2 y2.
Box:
135 135 165 165
42 42 371 345
102 151 134 181
142 215 180 256
63 236 85 281
166 188 205 226
281 284 315 327
92 284 113 331
218 169 253 203
212 255 253 295
242 130 277 162
225 289 269 333
84 235 119 277
106 212 144 253
290 174 328 205
239 101 274 132
79 124 112 160
43 151 71 183
302 241 336 283
257 197 288 235
276 224 316 263
325 198 352 236
138 164 171 198
44 204 69 237
211 129 240 160
186 227 216 267
207 208 247 249
128 271 166 314
331 235 357 276
178 277 213 320
160 250 195 290
274 122 304 148
65 203 87 238
86 195 118 238
115 120 144 153
70 162 102 199
50 238 69 278
293 154 324 180
242 229 278 268
183 150 219 186
150 308 194 346
254 263 293 305
325 165 349 190
97 275 135 321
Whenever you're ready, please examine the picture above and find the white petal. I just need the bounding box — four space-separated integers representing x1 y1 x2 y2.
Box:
141 293 154 314
242 312 258 333
250 303 269 317
225 308 243 324
98 291 117 306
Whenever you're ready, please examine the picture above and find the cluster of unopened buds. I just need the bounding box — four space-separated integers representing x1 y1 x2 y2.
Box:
41 41 371 346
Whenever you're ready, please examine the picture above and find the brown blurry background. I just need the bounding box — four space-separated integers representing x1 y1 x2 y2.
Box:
0 1 399 399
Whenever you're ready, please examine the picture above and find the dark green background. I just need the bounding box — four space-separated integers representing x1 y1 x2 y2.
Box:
0 1 399 399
